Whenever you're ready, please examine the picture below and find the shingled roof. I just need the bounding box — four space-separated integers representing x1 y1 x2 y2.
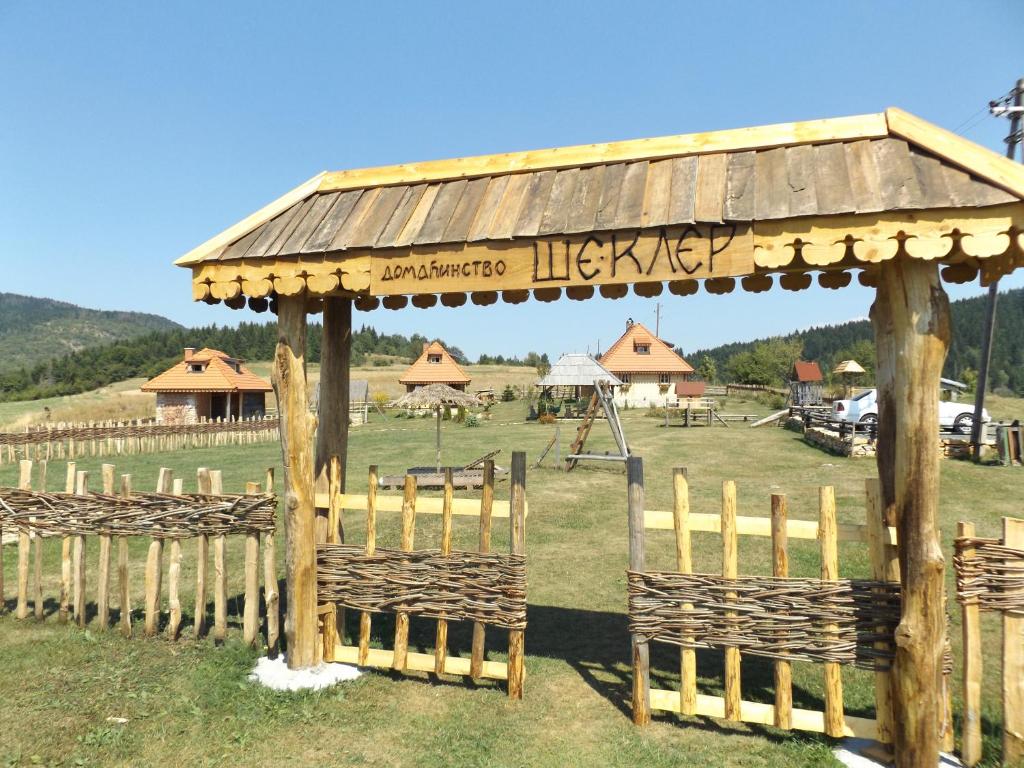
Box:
399 341 471 386
141 349 272 393
600 323 693 375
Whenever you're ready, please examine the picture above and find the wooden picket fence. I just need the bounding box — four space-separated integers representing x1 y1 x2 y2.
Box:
626 458 954 747
314 453 527 697
0 416 279 464
0 459 279 651
955 516 1024 766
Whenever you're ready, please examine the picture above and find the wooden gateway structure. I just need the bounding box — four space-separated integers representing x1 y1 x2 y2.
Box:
178 107 1024 767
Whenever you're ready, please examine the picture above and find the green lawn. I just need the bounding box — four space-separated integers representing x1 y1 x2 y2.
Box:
1 397 1021 767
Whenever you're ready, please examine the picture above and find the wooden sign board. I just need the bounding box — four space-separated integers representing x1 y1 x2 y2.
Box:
370 224 754 295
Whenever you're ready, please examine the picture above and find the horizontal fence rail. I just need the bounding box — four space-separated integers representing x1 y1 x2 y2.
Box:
0 460 279 652
0 417 279 463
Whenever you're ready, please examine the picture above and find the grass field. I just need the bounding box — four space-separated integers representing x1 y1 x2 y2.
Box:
1 394 1022 767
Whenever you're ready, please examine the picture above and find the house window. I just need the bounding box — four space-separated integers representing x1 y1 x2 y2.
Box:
620 373 631 383
188 363 204 373
635 344 650 354
659 373 671 384
428 354 442 364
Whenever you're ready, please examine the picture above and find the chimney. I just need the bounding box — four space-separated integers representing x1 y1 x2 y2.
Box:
423 342 429 353
184 347 195 362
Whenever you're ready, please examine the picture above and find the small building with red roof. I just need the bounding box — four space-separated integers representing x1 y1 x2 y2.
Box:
789 360 824 406
142 347 272 424
599 320 694 407
398 341 471 392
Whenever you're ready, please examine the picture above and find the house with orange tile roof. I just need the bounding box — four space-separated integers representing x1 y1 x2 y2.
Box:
398 341 471 392
142 348 273 424
599 321 694 407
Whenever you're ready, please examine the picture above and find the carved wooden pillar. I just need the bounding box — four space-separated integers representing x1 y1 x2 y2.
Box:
871 256 950 768
272 295 317 669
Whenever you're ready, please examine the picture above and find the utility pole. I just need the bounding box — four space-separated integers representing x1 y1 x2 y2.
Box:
971 78 1023 458
654 302 662 337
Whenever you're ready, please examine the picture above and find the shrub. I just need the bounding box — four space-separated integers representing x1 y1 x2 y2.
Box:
455 405 466 423
538 413 557 425
465 413 479 427
501 384 516 402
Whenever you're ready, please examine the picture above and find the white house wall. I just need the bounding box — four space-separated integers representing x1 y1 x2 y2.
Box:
612 375 685 408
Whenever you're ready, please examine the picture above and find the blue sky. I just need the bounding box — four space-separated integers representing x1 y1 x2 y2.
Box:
2 1 1023 359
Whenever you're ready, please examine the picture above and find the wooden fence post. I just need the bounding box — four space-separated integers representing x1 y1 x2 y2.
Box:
771 493 792 730
434 467 454 674
145 468 170 636
119 474 132 638
97 463 115 629
211 470 227 645
263 468 279 658
167 475 183 641
60 462 75 622
470 460 494 679
1004 517 1024 763
73 470 89 627
819 486 844 738
16 460 32 619
244 481 262 648
322 456 342 661
957 521 982 767
195 467 211 638
358 465 378 666
392 474 417 671
722 480 740 721
672 466 696 716
627 455 649 724
508 451 527 700
34 460 46 620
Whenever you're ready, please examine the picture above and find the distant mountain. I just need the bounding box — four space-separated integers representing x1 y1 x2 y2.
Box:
0 293 182 373
684 288 1024 394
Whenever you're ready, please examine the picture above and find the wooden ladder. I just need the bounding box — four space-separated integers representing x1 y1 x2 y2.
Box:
564 381 629 471
565 391 601 471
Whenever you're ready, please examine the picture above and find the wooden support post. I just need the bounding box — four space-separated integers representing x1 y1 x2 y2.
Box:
60 462 75 622
672 466 696 716
628 456 649 723
1003 517 1024 764
273 294 318 670
866 479 897 747
16 460 32 619
771 493 792 730
392 474 417 671
211 469 227 645
508 451 526 700
73 470 88 627
167 472 183 641
871 257 950 768
957 521 982 767
244 481 262 648
819 486 844 737
434 468 454 674
119 474 132 638
721 480 741 721
322 456 343 661
264 468 279 658
470 460 495 679
97 463 115 629
194 467 211 637
359 465 378 666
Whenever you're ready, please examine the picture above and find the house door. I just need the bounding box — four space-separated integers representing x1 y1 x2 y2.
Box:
210 393 227 419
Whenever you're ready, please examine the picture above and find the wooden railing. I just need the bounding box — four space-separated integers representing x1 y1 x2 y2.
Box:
315 454 527 697
626 459 955 749
0 460 278 652
0 416 279 463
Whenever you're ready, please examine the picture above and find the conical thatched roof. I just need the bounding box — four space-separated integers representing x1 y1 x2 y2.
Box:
537 353 622 387
833 359 867 375
390 383 481 409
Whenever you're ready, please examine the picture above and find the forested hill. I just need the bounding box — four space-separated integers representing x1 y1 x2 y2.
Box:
0 321 474 401
684 288 1024 394
0 293 181 372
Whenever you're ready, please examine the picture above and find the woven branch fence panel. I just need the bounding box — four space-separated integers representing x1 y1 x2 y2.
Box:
314 454 527 697
954 519 1024 766
0 417 279 463
0 459 280 655
625 459 957 749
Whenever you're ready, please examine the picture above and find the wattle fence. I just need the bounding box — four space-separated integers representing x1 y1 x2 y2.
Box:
0 416 279 463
